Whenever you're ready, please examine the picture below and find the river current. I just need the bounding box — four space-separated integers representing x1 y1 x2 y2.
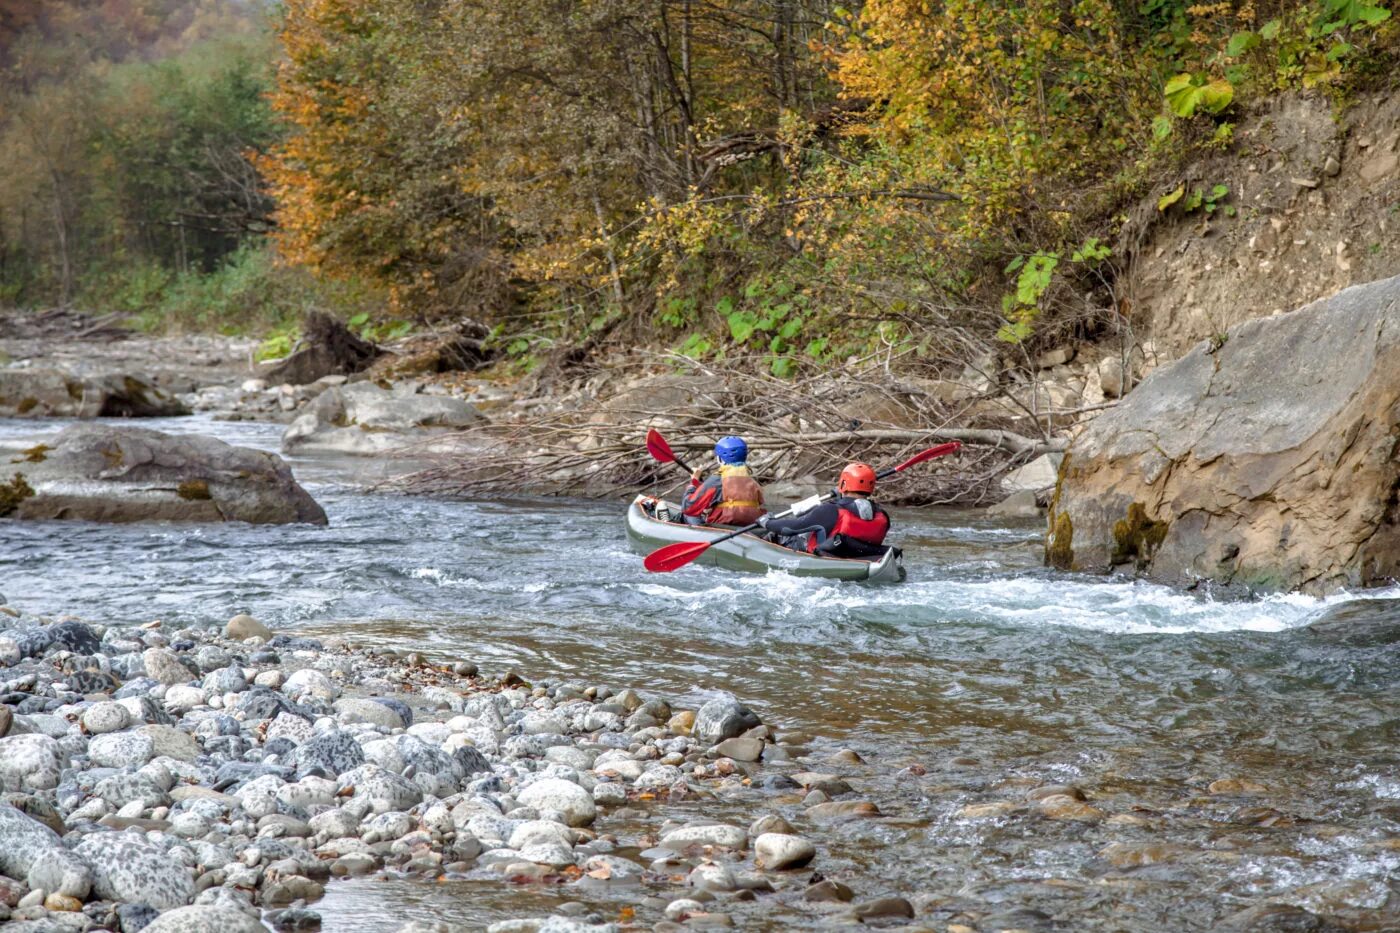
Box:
2 416 1396 931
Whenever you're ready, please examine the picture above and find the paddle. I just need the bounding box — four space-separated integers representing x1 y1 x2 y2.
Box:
643 441 962 573
645 427 695 476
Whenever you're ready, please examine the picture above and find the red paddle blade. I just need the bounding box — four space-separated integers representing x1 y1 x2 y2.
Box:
645 428 677 464
893 441 961 473
643 540 711 573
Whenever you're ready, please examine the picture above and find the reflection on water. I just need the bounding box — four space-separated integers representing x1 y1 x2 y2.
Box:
2 415 1398 930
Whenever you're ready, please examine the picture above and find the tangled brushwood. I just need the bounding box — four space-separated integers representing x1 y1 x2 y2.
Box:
392 351 1071 506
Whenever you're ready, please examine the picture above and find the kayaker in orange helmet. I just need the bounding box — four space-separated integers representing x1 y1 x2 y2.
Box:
758 462 892 558
680 435 766 527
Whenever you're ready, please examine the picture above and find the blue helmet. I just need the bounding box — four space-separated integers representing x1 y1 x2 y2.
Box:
715 435 748 465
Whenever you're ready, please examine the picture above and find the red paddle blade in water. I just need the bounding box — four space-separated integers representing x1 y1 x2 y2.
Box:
644 540 711 573
645 428 676 464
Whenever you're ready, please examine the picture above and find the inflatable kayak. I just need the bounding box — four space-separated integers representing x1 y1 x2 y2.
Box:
626 495 906 583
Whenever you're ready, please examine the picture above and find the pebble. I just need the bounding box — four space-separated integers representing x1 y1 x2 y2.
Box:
517 779 596 827
805 879 854 902
225 614 272 640
662 823 747 850
754 832 815 869
81 701 131 734
89 731 156 769
143 647 194 685
853 896 915 920
693 698 761 744
1036 794 1105 822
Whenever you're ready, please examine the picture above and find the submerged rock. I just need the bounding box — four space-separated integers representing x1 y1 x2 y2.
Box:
1048 273 1400 593
6 425 326 525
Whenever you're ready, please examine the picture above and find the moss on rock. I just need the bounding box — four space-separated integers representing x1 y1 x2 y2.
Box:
1047 511 1074 570
1112 502 1169 569
0 472 35 516
176 479 212 501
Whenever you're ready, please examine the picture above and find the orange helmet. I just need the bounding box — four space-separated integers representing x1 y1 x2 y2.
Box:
838 462 877 495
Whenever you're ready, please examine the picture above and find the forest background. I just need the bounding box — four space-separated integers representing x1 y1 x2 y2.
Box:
0 0 1395 382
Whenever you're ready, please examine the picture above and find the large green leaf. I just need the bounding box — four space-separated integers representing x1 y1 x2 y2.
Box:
1226 31 1260 56
1164 73 1234 117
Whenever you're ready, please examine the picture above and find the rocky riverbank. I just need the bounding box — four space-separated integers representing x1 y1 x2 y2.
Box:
0 600 940 933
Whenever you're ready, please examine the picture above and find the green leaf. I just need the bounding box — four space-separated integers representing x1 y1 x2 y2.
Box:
1260 18 1282 39
727 310 757 343
348 312 370 328
1014 252 1058 305
996 320 1033 344
715 296 734 316
1164 73 1233 117
1004 255 1025 274
770 356 796 378
1182 189 1204 212
1359 5 1391 25
1157 184 1185 211
805 337 829 359
1209 184 1229 200
1226 31 1260 56
777 317 803 340
1163 73 1199 117
678 332 712 359
1152 115 1173 141
1199 78 1234 114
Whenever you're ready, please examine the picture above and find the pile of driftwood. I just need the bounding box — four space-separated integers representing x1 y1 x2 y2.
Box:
395 351 1071 505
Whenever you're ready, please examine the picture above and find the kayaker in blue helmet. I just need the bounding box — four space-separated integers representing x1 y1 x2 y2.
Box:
680 435 765 526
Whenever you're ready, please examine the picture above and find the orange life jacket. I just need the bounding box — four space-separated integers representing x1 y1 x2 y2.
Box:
709 465 764 525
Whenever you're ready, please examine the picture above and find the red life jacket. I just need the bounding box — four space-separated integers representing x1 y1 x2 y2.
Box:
709 466 764 526
807 501 889 552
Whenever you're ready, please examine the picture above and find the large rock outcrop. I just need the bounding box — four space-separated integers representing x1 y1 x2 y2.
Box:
4 425 327 524
1047 274 1400 593
281 382 481 456
0 369 189 418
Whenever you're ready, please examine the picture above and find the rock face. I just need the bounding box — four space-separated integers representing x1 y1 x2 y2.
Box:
1047 274 1400 593
281 381 481 457
6 424 327 525
0 369 189 418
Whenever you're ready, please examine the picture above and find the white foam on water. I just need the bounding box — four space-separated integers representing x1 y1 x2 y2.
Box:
628 563 1400 636
1337 772 1400 800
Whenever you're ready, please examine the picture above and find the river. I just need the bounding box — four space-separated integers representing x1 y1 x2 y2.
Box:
2 415 1396 931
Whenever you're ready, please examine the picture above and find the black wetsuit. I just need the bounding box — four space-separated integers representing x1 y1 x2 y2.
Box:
763 496 891 558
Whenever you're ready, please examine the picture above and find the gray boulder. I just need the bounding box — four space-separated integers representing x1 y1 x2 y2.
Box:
281 382 481 457
0 734 64 791
694 697 762 744
1048 273 1400 593
0 804 92 897
5 424 326 525
76 832 195 909
140 905 266 933
0 369 188 418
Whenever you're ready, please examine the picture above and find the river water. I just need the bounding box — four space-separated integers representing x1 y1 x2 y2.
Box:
2 416 1397 931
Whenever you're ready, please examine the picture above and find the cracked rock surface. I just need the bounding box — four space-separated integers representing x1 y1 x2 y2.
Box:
1049 272 1400 593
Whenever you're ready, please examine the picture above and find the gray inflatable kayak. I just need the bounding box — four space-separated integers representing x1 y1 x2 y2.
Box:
626 495 906 583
